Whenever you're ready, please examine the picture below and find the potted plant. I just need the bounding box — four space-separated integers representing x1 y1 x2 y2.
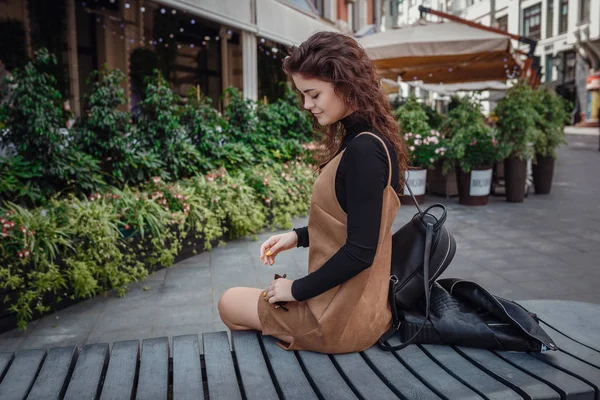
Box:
443 96 505 205
395 97 444 204
493 83 540 202
531 86 569 194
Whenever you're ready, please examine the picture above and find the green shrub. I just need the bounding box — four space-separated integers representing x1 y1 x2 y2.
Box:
0 49 104 204
136 71 200 180
494 83 540 159
0 162 316 330
533 86 569 158
443 96 506 173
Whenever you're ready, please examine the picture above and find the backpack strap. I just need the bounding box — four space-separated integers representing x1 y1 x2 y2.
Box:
356 132 393 187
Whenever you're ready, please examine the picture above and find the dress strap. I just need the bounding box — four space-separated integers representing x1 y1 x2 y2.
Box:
356 132 393 187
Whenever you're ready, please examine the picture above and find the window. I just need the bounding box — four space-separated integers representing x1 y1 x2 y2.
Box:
559 0 568 34
496 15 508 31
579 0 590 22
348 3 354 31
308 0 324 16
523 4 541 40
546 0 554 38
565 51 576 81
545 55 553 82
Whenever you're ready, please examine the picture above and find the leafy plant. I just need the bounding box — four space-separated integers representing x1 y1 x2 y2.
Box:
443 96 506 173
136 71 200 180
76 68 135 184
0 48 105 203
493 82 540 160
532 86 569 159
395 97 444 169
0 155 43 205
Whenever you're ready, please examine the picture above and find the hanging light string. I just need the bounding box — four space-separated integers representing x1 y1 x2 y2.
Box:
81 1 292 60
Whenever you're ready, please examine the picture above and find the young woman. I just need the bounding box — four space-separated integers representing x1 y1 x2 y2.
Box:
218 31 407 354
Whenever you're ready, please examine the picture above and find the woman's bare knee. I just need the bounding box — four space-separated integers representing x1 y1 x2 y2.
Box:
217 287 262 331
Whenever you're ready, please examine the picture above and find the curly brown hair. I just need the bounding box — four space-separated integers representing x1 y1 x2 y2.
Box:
282 31 407 188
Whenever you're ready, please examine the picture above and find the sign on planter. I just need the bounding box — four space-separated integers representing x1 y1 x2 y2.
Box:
469 169 492 196
404 169 427 196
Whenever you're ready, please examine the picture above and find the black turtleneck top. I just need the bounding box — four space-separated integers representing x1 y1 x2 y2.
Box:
290 113 400 302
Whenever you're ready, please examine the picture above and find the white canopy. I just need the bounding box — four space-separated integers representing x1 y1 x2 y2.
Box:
359 21 520 84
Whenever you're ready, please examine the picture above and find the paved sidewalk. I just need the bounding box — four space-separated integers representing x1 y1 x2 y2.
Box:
564 126 599 136
1 134 599 353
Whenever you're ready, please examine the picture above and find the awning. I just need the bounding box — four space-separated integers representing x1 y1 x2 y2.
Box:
359 21 521 84
381 78 508 96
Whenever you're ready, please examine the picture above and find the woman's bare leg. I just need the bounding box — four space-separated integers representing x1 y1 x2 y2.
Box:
218 287 293 344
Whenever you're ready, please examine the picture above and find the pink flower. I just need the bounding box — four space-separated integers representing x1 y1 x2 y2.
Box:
125 224 130 230
470 138 477 146
492 138 498 147
152 176 161 184
265 198 271 205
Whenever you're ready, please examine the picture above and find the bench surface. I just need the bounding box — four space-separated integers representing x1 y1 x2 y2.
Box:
0 299 598 399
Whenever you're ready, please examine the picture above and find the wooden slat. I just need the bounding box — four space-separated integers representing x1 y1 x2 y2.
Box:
457 346 560 400
172 335 204 400
421 345 522 400
0 352 13 383
387 339 482 400
495 351 595 399
0 349 45 400
297 351 358 400
540 323 600 368
259 335 319 400
99 340 140 400
532 351 600 395
362 346 441 399
231 331 278 400
136 337 169 400
332 352 398 399
63 343 109 400
27 346 77 400
202 331 242 400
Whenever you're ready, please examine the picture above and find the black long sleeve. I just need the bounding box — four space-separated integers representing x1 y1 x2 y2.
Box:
291 132 399 302
293 226 309 248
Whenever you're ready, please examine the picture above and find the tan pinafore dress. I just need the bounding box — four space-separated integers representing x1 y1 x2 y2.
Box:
258 132 400 354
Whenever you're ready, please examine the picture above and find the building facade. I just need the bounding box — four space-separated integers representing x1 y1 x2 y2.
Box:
383 0 600 124
1 0 381 116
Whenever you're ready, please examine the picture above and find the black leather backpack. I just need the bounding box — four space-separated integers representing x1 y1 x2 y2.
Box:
378 183 457 351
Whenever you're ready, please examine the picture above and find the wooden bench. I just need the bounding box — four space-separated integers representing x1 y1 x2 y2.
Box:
0 300 598 399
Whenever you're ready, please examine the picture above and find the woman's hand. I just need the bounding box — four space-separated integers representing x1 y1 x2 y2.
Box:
264 278 296 304
260 231 298 266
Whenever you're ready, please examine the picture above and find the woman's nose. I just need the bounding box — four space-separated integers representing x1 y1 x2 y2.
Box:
303 97 314 110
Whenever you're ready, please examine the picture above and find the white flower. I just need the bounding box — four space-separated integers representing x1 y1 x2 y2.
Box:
430 158 434 163
414 139 422 146
409 146 415 151
415 134 422 139
216 126 223 133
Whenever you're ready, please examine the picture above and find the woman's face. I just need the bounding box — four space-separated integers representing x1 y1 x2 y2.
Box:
292 74 352 126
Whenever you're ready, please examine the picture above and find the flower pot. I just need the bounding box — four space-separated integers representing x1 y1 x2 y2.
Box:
532 154 555 194
401 169 427 205
427 159 458 197
456 166 492 206
504 157 527 202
